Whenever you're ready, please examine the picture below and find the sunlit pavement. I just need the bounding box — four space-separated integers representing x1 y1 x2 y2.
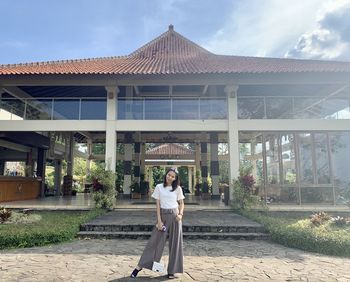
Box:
1 239 350 281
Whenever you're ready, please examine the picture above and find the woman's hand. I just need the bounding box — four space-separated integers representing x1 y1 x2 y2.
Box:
156 221 164 230
176 214 183 222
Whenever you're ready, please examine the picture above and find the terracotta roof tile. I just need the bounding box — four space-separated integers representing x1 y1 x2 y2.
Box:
1 26 350 75
146 143 194 156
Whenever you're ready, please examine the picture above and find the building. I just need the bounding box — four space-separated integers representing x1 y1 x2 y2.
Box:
1 25 350 205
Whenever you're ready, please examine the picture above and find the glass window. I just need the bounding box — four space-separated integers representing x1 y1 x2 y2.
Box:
81 99 106 120
330 132 350 204
145 99 170 120
324 99 350 119
53 99 80 120
0 98 25 120
118 99 143 120
266 97 293 119
265 134 280 185
314 133 331 184
298 133 314 184
25 99 53 120
293 98 325 119
172 99 199 119
200 99 227 119
238 97 264 119
281 134 297 184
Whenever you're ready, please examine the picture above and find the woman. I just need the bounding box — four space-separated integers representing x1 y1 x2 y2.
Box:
131 167 185 279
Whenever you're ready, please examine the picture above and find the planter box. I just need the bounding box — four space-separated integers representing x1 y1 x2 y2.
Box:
131 193 142 199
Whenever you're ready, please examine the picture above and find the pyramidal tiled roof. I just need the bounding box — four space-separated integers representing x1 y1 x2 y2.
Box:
146 143 194 156
1 25 350 75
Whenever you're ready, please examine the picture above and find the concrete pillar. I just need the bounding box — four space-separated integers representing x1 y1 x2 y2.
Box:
225 84 239 202
105 85 119 172
123 132 133 195
188 166 193 193
210 132 220 199
134 132 141 184
37 148 47 197
195 142 201 186
140 143 146 177
54 159 62 196
86 139 92 176
200 133 208 184
67 132 74 177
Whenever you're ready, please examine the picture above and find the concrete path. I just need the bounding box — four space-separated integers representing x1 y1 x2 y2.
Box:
1 239 349 281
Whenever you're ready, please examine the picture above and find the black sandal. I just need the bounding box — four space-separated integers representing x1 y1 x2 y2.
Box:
130 268 142 278
167 274 176 279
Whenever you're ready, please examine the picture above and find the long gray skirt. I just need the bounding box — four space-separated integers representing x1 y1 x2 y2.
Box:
138 208 184 274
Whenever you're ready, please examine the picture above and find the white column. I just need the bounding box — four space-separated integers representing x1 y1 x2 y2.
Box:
140 143 146 176
188 166 193 193
134 132 141 183
195 142 201 186
210 133 220 197
123 133 133 194
105 85 119 172
225 85 239 201
86 139 92 176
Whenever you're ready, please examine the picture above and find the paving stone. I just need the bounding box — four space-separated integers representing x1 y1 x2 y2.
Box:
0 239 350 281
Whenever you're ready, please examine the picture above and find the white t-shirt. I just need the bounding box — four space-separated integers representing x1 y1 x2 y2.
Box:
151 183 185 209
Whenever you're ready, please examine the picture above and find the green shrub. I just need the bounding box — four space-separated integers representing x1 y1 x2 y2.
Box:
241 210 350 257
0 209 105 250
232 166 265 210
89 167 116 209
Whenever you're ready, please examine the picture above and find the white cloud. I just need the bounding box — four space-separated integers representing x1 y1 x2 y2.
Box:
203 0 326 57
285 0 350 60
202 0 350 61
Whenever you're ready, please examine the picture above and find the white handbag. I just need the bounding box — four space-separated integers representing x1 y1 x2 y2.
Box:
152 261 165 273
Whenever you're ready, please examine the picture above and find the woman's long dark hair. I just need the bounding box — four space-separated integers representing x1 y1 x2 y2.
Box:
163 168 181 192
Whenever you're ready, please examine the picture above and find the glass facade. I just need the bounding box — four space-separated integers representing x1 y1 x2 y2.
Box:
238 96 350 119
117 98 227 120
240 131 350 205
0 97 106 120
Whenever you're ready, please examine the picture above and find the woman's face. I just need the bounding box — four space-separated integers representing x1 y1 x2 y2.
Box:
166 171 177 185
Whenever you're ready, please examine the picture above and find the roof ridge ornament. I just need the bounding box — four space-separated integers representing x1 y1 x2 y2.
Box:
168 24 174 31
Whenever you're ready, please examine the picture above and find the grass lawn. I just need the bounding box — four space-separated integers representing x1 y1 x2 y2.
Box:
0 209 106 250
241 209 350 257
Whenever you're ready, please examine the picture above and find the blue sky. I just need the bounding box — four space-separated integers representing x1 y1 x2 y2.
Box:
1 0 350 64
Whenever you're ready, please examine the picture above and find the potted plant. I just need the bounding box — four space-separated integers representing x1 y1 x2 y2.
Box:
130 181 141 199
201 182 211 200
88 166 116 209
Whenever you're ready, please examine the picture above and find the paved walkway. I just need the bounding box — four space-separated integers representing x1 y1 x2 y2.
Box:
1 239 350 281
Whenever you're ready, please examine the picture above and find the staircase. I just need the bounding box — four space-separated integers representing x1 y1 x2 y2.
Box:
78 210 268 240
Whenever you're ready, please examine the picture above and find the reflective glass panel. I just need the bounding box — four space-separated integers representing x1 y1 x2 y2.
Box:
200 99 227 119
25 99 52 120
145 99 170 120
298 133 314 184
281 134 297 184
314 133 331 184
330 132 350 204
81 99 106 120
238 97 264 119
53 99 80 120
172 99 199 119
0 98 25 120
266 97 293 119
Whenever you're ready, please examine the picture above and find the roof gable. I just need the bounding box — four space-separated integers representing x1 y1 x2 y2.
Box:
129 24 211 59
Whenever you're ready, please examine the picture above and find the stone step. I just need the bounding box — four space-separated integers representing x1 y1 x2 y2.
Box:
80 224 266 234
77 231 269 240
